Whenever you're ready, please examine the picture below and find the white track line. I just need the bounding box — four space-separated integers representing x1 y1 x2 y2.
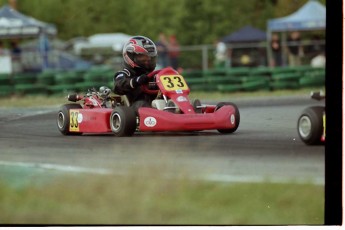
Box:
203 173 324 186
0 161 324 185
0 161 112 175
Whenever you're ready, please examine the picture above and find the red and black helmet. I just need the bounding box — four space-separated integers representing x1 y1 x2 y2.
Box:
123 36 157 73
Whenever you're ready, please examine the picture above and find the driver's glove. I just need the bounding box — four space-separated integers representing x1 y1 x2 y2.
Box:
131 74 149 88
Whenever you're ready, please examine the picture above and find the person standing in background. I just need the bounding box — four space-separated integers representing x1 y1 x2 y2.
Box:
287 31 303 66
155 33 169 68
214 39 227 68
168 35 180 70
270 33 282 67
10 40 22 73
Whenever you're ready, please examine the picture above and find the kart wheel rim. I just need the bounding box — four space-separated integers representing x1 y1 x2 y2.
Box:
57 112 65 129
111 113 121 132
299 115 311 138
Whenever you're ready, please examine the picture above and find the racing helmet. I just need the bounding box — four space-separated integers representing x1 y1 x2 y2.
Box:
122 36 157 73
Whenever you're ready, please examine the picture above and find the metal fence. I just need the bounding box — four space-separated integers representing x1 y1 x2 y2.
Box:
0 39 325 75
75 39 325 72
175 39 325 71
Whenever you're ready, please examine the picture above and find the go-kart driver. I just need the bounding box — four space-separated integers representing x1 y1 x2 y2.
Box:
113 35 158 113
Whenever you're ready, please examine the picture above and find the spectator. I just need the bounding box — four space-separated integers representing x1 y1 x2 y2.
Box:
10 40 22 72
168 35 180 70
155 33 169 68
214 40 227 68
309 34 324 57
270 33 282 67
287 31 303 66
38 32 50 69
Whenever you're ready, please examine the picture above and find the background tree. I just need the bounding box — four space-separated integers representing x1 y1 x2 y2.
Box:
0 0 325 44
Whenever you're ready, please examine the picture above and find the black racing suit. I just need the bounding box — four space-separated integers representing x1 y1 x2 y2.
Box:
113 67 156 113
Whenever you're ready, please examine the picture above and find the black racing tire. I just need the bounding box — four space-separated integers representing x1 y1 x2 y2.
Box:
57 103 83 135
215 102 240 133
191 99 202 113
297 106 324 145
166 100 181 114
110 106 137 137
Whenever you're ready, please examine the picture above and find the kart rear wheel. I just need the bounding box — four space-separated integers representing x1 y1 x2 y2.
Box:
215 102 240 134
57 103 83 135
297 106 324 145
110 106 137 137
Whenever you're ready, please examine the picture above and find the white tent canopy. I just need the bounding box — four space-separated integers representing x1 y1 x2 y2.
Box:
0 4 57 38
73 33 132 54
267 0 326 32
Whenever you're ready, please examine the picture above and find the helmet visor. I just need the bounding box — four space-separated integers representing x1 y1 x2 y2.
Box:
134 54 156 71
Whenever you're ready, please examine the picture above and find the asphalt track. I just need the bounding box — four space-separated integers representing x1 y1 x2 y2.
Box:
0 95 325 185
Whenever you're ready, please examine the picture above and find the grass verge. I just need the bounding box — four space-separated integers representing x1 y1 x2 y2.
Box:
0 169 324 225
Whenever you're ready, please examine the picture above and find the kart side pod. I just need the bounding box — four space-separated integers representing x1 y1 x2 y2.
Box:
138 103 239 133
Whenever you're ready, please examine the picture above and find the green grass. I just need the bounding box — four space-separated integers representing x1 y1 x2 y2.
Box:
0 87 324 108
0 170 324 225
0 95 67 108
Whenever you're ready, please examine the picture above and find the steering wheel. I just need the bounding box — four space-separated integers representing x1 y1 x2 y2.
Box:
141 69 161 95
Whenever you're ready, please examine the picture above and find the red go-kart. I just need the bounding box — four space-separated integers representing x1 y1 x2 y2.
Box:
57 67 240 136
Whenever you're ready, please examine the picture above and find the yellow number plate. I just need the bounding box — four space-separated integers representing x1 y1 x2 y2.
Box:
159 75 188 91
69 109 80 132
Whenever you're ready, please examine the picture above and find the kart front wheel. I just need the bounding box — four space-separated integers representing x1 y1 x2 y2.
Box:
297 106 324 145
191 99 202 113
57 103 83 135
215 102 240 134
110 106 137 137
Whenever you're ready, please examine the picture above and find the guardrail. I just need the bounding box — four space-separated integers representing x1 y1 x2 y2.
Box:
0 65 325 97
184 65 325 92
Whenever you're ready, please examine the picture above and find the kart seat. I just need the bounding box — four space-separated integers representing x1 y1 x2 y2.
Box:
110 94 131 107
121 95 130 106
